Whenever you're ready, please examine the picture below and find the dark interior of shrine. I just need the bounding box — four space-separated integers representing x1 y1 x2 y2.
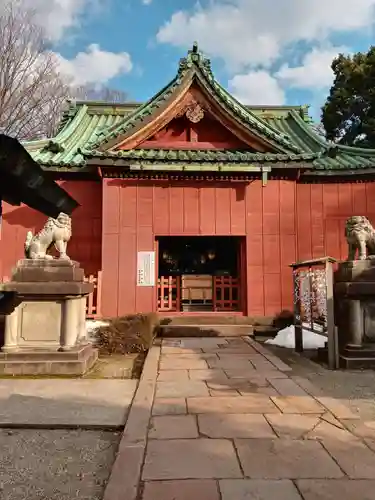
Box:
157 236 239 277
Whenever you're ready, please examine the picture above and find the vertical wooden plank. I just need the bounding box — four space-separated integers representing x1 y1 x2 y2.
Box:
280 181 296 311
230 185 246 235
183 185 200 234
153 184 170 235
338 184 353 260
118 228 137 315
296 184 312 261
280 234 296 311
366 182 375 221
352 183 367 214
264 274 282 317
199 186 216 235
323 184 341 259
169 185 184 234
263 181 280 236
310 184 325 258
101 179 120 317
245 180 264 316
263 181 281 314
118 182 137 315
137 185 153 227
135 185 155 313
215 186 231 234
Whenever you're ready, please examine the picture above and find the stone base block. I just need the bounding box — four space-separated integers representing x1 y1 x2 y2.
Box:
318 344 375 369
339 355 375 369
0 344 98 376
12 259 84 282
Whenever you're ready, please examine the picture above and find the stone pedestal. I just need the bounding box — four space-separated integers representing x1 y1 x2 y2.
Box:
334 260 375 369
0 259 97 376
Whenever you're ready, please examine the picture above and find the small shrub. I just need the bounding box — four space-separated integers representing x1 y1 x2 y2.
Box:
95 312 159 355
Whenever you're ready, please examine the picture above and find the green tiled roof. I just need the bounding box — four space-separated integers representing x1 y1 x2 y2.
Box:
24 44 375 174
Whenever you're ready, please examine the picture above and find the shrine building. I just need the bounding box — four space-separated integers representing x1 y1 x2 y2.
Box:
2 43 375 320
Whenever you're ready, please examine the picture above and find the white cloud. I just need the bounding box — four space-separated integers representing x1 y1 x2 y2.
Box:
24 0 95 42
142 0 152 4
57 44 133 86
157 0 375 70
229 71 285 105
276 46 349 89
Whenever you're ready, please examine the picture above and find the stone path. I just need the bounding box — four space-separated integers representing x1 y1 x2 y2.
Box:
0 379 138 427
133 337 375 499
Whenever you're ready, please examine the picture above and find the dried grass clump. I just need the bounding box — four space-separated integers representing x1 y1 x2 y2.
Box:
273 310 294 330
95 312 159 355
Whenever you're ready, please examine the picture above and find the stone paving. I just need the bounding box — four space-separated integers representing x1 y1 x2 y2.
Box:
139 337 375 499
0 379 138 427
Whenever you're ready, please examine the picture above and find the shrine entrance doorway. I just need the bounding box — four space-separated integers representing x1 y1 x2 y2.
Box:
157 236 244 313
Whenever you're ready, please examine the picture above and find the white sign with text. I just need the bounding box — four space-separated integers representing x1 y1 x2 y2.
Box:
137 251 155 287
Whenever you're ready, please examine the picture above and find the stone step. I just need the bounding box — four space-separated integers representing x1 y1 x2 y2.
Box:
160 315 254 326
159 324 254 338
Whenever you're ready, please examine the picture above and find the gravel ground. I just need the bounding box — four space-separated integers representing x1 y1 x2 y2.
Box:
264 342 375 419
0 429 121 500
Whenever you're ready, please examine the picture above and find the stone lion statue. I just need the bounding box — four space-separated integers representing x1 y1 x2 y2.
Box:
345 215 375 261
24 213 72 260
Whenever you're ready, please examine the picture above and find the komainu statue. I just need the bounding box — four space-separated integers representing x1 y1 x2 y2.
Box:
24 213 72 260
345 215 375 261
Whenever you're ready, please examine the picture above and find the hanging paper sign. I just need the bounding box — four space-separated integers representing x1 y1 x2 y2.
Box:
137 251 155 287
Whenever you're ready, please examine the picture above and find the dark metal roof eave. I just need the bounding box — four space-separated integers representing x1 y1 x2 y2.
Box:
0 134 79 218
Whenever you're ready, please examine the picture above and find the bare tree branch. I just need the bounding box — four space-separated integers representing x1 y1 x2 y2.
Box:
0 1 129 140
0 0 70 139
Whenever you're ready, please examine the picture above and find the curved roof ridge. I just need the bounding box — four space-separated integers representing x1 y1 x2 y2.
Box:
89 43 303 154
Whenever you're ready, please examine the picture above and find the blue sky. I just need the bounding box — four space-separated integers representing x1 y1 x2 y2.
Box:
31 0 375 122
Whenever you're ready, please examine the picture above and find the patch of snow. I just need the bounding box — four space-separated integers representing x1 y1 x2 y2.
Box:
265 324 326 350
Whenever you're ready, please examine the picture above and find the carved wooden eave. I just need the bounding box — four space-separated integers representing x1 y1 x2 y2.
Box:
98 73 289 154
103 84 272 152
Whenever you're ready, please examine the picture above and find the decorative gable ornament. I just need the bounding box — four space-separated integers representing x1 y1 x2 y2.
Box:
177 99 205 124
185 102 205 123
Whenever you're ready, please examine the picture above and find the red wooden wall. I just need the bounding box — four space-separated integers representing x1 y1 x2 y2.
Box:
3 176 375 319
101 178 296 317
0 181 102 278
296 182 375 261
101 178 375 319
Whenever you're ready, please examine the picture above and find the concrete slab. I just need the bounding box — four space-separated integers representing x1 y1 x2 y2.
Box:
142 439 242 480
0 379 138 427
198 414 276 438
159 359 208 370
156 380 210 398
265 414 319 439
271 396 326 414
142 480 220 500
188 369 228 381
149 415 199 439
296 479 375 500
235 439 344 479
157 370 189 381
322 439 375 478
220 479 302 500
188 395 279 414
152 398 187 416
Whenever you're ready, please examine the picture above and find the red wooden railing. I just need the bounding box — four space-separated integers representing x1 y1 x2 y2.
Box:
85 271 102 319
1 271 103 319
157 275 240 312
157 275 181 312
213 276 240 311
